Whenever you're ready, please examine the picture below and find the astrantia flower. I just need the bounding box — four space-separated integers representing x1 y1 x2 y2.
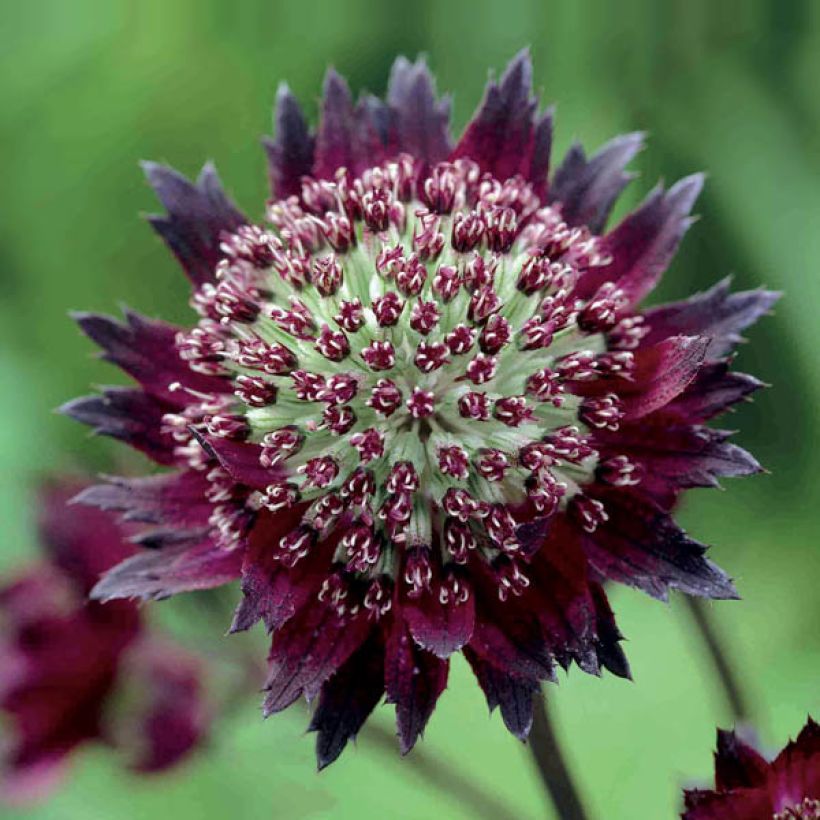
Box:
0 481 210 803
683 718 820 819
64 51 777 767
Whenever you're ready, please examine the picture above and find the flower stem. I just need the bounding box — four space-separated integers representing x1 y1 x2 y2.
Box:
364 723 519 820
528 693 590 820
684 596 750 721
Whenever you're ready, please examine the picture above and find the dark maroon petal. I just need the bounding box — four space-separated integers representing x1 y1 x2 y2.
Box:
60 388 175 465
74 471 214 529
656 361 765 424
468 594 555 683
118 640 209 773
619 336 709 419
38 481 136 595
384 620 448 754
580 174 704 304
528 108 554 200
386 56 451 164
549 132 644 233
90 538 241 602
450 49 541 181
314 69 383 179
682 788 772 819
308 632 385 770
714 729 770 790
196 434 276 490
589 582 631 680
142 160 247 287
72 309 229 405
402 582 476 659
263 83 315 199
769 718 820 812
643 278 780 359
582 489 738 601
263 604 371 715
464 649 538 740
598 425 762 507
523 519 598 674
229 505 315 634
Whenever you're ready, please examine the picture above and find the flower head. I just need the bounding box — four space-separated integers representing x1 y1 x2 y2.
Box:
64 51 777 767
683 718 820 819
0 481 210 803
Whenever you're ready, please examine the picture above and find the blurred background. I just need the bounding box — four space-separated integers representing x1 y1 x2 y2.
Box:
0 0 818 817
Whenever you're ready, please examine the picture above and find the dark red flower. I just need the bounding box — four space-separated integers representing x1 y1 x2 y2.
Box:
64 51 777 768
0 481 210 803
683 718 820 819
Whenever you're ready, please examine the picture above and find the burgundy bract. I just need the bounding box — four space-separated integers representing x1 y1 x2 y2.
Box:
683 719 820 819
0 481 209 803
64 51 777 768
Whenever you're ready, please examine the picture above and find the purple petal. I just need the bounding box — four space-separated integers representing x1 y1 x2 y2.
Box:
620 335 709 419
580 173 704 304
714 729 769 790
549 132 644 233
229 505 315 634
384 620 448 754
143 161 247 287
73 471 214 529
60 388 175 465
90 538 241 602
643 277 780 358
450 50 542 182
314 69 383 179
263 83 315 199
263 604 372 715
600 424 762 501
589 582 631 679
72 309 229 405
402 582 475 659
308 633 385 770
467 602 555 683
195 433 277 490
657 361 765 424
528 108 554 200
464 649 538 740
386 56 452 165
581 489 738 601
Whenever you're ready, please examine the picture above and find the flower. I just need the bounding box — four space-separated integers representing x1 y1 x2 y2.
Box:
0 480 210 803
64 51 777 768
683 718 820 819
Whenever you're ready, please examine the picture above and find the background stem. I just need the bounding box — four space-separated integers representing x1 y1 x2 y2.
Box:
528 693 590 820
364 723 519 820
685 596 750 722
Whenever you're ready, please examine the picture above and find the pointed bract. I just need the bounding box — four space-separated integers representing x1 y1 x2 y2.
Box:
143 161 246 287
387 56 451 165
264 83 315 199
550 132 644 233
451 50 542 182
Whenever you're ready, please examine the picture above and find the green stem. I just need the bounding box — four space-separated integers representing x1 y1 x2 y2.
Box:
528 693 590 820
364 723 519 820
685 596 750 722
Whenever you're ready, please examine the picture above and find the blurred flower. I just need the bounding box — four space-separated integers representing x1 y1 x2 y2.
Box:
683 718 820 818
0 481 210 804
64 51 776 767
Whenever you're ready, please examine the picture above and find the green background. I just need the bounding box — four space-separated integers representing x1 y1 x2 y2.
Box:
1 0 818 817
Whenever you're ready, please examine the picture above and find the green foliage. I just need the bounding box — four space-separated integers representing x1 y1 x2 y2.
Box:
0 0 816 816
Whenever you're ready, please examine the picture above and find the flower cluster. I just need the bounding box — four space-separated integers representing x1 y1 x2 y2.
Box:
0 481 210 803
64 51 776 767
683 718 820 819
